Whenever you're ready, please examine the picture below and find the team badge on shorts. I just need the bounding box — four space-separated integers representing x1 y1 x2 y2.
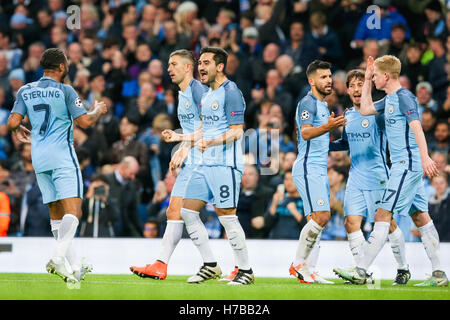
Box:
185 101 190 109
211 102 219 110
388 106 394 114
317 199 324 206
301 110 310 120
361 119 369 128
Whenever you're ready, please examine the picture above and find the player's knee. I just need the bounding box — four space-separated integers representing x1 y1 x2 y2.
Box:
166 206 181 220
180 208 199 225
410 210 431 227
312 211 330 227
344 218 359 233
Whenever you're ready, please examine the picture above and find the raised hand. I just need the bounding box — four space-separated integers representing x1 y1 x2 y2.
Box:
326 112 347 130
14 125 31 143
162 129 181 142
365 56 375 81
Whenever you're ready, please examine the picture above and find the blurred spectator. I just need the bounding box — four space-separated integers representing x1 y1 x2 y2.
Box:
416 81 438 116
352 0 410 48
73 125 108 168
266 151 297 192
264 69 294 120
0 29 22 69
125 82 168 132
421 109 437 144
263 170 305 239
346 39 379 71
139 113 174 186
50 25 68 51
378 23 408 64
240 26 262 59
105 156 142 237
428 173 450 242
401 43 427 91
128 43 153 79
10 143 35 195
86 73 106 106
0 159 21 234
419 0 445 42
36 8 53 48
308 11 343 67
67 42 84 83
150 19 190 70
236 164 273 238
226 51 252 103
282 21 319 72
429 121 449 154
20 181 51 237
427 36 448 105
8 68 25 99
147 172 173 224
332 70 352 108
251 42 280 85
105 115 149 188
143 219 160 238
275 54 307 104
0 191 10 236
80 174 120 237
322 165 346 240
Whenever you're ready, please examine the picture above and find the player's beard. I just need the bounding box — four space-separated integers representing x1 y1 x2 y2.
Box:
316 85 331 97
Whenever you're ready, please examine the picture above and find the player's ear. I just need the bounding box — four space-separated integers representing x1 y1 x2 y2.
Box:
217 63 224 73
307 77 314 87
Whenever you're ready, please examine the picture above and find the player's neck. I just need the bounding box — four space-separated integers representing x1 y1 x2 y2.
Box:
384 80 402 95
354 104 360 110
210 74 227 90
311 87 325 101
179 75 193 92
43 71 62 83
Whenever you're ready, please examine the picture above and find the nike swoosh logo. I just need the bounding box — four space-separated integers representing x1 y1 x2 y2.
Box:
229 237 237 241
220 200 227 203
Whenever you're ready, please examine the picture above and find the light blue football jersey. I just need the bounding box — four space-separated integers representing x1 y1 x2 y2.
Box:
11 76 86 173
292 91 330 176
177 79 208 165
199 79 246 172
331 107 389 190
374 88 421 172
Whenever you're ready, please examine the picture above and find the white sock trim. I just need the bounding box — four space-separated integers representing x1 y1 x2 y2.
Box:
347 229 364 241
166 220 184 224
418 220 434 232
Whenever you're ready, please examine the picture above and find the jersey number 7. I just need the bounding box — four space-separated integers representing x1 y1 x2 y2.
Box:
33 104 50 136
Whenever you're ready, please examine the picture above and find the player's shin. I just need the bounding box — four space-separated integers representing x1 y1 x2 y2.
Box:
358 221 390 270
388 227 408 270
347 229 365 266
418 220 441 272
294 218 323 266
157 220 184 264
51 218 80 272
180 208 216 264
306 231 322 272
53 214 79 258
218 215 250 270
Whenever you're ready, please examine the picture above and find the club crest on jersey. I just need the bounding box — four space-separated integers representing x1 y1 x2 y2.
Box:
185 101 190 109
317 199 324 206
211 102 219 111
301 110 309 120
388 106 394 114
75 97 83 108
361 119 369 128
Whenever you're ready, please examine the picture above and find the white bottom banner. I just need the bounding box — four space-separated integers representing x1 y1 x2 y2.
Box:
0 237 449 280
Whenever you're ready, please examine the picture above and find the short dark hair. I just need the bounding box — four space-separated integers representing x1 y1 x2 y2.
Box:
200 46 228 69
306 60 331 77
421 108 436 118
346 69 365 88
0 159 10 171
391 23 406 32
330 165 348 180
40 48 67 71
169 49 195 65
90 173 109 185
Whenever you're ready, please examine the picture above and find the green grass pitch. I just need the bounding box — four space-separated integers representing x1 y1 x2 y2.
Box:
0 273 448 300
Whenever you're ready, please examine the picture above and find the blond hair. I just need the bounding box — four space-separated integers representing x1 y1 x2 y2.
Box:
374 55 401 79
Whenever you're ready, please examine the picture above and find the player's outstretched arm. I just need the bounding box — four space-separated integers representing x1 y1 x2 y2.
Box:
301 111 347 140
409 120 439 179
75 100 108 129
162 124 203 144
195 124 243 152
360 56 378 116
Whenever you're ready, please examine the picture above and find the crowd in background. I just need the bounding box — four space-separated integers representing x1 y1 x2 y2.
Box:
0 0 448 242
